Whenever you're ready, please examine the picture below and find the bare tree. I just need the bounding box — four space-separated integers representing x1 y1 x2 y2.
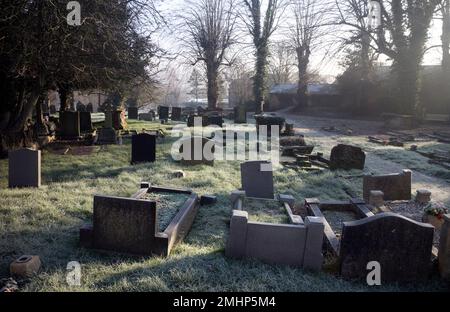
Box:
439 0 450 72
289 0 331 110
181 0 237 109
336 0 441 118
241 0 285 113
268 41 295 85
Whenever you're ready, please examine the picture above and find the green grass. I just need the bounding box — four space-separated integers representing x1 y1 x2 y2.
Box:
0 120 447 292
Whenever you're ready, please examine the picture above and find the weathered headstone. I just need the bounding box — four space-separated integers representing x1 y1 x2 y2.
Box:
240 160 274 199
79 112 93 133
171 107 182 121
158 106 170 121
439 214 450 281
179 136 215 166
416 189 432 204
363 170 412 201
96 128 117 145
128 107 138 120
139 113 154 121
340 213 434 282
91 196 164 255
59 111 80 138
208 115 224 127
104 110 113 128
234 106 247 124
330 144 365 170
8 148 41 188
131 133 156 164
86 103 94 113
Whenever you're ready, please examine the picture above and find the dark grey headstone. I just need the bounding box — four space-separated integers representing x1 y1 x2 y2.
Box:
139 113 154 121
330 144 365 170
159 106 170 120
92 196 161 255
179 137 215 166
76 102 86 112
171 107 182 121
80 112 93 133
60 111 80 138
240 161 274 199
128 107 138 120
86 103 94 113
96 128 117 145
131 133 156 164
187 115 209 127
208 115 224 127
234 106 247 124
340 213 434 282
8 148 41 188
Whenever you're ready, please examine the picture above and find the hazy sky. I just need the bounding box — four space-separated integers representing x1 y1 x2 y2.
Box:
152 0 445 101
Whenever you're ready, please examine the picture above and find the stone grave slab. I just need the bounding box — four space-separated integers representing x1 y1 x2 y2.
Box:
363 169 412 201
131 133 156 164
9 148 41 188
330 144 365 170
340 212 434 282
240 161 274 199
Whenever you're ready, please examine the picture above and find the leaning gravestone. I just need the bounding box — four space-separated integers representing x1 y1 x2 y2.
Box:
240 161 274 199
128 107 138 120
171 107 182 121
131 133 156 164
330 144 365 170
9 148 41 188
59 111 80 138
340 213 434 282
159 106 170 121
79 112 93 133
363 170 412 201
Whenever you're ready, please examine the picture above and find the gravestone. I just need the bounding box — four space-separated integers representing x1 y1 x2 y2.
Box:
79 112 93 133
96 128 117 145
86 103 94 113
76 102 86 112
179 137 215 166
330 144 365 170
187 115 209 127
8 149 41 188
208 115 224 127
59 111 80 138
158 106 170 121
104 110 113 128
91 196 163 255
171 107 182 121
240 161 274 199
340 213 434 282
234 106 247 124
131 133 156 164
139 113 154 121
363 170 412 201
49 105 57 114
128 107 138 120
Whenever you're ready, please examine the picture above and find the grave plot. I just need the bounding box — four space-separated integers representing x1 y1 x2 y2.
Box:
305 198 435 282
80 183 200 257
226 191 324 270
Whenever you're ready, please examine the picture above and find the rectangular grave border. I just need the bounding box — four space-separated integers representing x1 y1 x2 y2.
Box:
80 182 200 257
304 198 374 256
226 191 324 270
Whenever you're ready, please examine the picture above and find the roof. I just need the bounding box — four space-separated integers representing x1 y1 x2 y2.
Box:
270 83 340 95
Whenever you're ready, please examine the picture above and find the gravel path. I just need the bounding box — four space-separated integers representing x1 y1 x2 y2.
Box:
276 111 450 205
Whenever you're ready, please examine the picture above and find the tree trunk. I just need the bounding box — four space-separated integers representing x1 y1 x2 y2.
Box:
254 44 268 113
206 63 219 110
296 46 310 110
393 55 422 117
